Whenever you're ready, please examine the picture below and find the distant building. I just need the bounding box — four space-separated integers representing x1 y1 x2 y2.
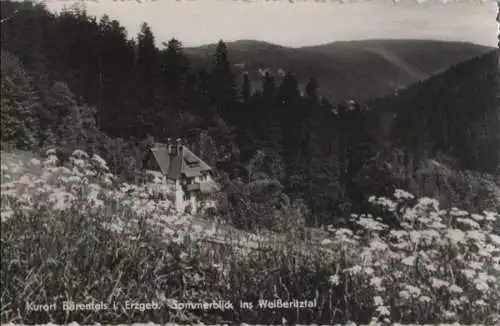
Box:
257 68 271 77
148 139 219 214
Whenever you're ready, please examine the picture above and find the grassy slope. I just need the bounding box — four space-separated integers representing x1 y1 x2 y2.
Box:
0 149 333 256
2 149 500 324
184 39 494 101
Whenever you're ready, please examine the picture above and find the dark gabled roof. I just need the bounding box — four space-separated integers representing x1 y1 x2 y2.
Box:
182 146 212 178
150 146 171 175
150 144 213 180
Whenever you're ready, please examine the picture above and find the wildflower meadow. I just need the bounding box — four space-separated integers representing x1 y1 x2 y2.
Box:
1 148 499 325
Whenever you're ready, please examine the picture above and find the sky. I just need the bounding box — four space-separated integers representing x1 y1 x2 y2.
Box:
43 0 498 48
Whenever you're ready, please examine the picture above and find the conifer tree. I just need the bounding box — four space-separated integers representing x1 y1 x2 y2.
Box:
210 40 237 117
277 72 305 197
262 71 276 103
305 77 318 103
241 73 251 104
160 38 190 91
136 23 158 76
132 22 163 137
97 15 135 135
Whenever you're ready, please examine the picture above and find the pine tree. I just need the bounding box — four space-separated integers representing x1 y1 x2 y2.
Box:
308 103 343 226
277 72 300 106
262 71 276 103
97 15 135 135
258 72 282 166
131 22 163 137
241 73 251 104
277 72 303 194
160 38 190 91
210 40 237 117
300 77 320 221
136 23 158 76
305 77 318 103
197 67 210 97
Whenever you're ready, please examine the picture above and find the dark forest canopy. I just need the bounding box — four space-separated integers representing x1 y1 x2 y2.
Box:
1 0 499 229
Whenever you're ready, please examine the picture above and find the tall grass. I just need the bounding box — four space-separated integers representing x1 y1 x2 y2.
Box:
1 149 499 324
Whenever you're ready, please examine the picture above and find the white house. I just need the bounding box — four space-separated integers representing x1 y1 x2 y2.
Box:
149 139 219 214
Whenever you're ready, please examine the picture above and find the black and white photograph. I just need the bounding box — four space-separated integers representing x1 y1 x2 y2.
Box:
1 0 499 324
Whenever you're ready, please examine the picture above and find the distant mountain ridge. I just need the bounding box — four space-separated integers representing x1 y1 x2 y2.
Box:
184 39 494 101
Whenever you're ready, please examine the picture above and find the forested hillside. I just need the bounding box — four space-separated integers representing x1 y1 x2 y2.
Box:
1 0 499 229
368 50 500 174
185 39 494 101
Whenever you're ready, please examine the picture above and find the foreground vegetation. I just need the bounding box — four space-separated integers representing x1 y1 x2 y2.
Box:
1 149 499 324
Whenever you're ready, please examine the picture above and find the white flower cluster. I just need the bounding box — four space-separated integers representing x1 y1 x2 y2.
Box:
0 149 199 245
327 189 500 324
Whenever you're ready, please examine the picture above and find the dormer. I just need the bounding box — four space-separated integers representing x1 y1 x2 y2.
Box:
184 153 200 166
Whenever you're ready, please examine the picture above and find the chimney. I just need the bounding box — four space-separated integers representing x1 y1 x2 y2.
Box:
176 138 183 155
166 138 175 155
